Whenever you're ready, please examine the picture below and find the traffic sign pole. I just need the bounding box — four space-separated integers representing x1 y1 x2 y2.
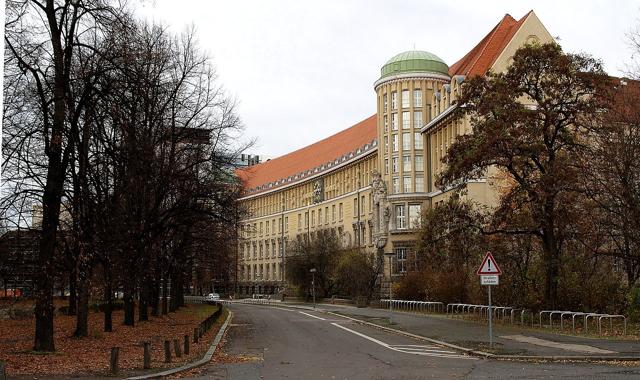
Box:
488 285 493 348
477 251 501 350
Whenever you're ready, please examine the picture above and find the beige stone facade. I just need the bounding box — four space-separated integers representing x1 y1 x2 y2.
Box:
236 11 555 295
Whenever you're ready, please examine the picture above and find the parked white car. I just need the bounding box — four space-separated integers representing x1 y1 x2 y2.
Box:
205 293 220 301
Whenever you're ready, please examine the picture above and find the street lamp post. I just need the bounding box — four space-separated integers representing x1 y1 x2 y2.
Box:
310 268 317 309
384 252 394 323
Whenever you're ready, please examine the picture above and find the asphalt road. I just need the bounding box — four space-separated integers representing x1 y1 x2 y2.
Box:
190 304 640 380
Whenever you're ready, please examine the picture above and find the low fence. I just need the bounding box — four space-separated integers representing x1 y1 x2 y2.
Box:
379 299 444 313
538 310 627 335
184 295 206 304
220 298 281 305
108 302 224 374
380 298 628 337
445 303 531 326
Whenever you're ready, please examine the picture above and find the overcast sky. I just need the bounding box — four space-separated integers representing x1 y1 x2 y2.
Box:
136 0 640 158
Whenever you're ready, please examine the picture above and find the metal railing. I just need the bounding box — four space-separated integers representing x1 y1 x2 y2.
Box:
220 298 281 305
446 303 532 326
538 310 627 336
380 299 444 313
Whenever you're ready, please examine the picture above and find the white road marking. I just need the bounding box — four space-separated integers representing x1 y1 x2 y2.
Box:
501 335 616 354
299 311 327 320
331 323 475 360
388 345 457 354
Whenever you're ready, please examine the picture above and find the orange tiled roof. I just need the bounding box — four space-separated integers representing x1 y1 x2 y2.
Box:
449 11 531 77
237 114 377 194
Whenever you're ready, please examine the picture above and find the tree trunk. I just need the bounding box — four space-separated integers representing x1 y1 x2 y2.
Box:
123 277 135 326
542 221 560 309
74 277 89 337
74 248 91 337
151 266 160 317
169 273 178 312
138 282 148 322
34 180 64 351
162 275 168 315
104 280 113 332
68 267 77 315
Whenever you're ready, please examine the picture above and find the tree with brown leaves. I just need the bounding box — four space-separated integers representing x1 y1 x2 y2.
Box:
439 43 611 308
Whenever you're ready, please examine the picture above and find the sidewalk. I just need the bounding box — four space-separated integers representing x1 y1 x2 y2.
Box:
284 301 640 359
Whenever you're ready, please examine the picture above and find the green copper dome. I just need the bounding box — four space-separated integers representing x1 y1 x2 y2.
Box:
381 50 449 78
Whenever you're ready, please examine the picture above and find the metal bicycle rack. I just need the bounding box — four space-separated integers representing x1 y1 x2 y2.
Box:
539 309 627 336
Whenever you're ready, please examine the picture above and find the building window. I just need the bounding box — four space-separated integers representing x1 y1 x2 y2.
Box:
396 248 407 273
259 222 263 235
385 158 389 174
391 113 397 130
259 243 263 258
403 176 411 193
392 134 398 152
414 89 422 108
401 90 409 108
339 203 343 220
402 132 410 151
402 111 410 129
298 214 301 230
414 132 423 149
272 219 276 234
354 198 358 217
384 115 388 133
325 207 329 225
332 205 336 221
383 93 388 111
391 91 397 110
403 155 411 172
392 178 399 194
415 176 424 192
415 155 424 171
265 221 269 235
395 205 406 229
409 204 421 228
392 157 398 173
384 136 389 151
305 212 309 228
285 217 288 231
414 111 423 129
361 195 366 215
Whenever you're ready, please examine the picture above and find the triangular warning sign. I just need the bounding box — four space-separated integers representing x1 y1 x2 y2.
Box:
476 251 502 275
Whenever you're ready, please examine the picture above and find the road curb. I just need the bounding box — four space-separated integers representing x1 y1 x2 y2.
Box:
324 311 640 363
324 311 490 358
126 308 233 380
228 302 640 363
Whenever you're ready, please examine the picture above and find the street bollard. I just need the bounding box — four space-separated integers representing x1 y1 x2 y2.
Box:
174 339 182 358
194 327 199 343
110 347 119 375
184 334 190 355
164 340 171 363
143 342 151 369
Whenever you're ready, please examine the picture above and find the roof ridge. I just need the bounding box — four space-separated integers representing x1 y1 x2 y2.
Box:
250 114 376 167
467 14 516 75
486 11 531 70
237 114 377 194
